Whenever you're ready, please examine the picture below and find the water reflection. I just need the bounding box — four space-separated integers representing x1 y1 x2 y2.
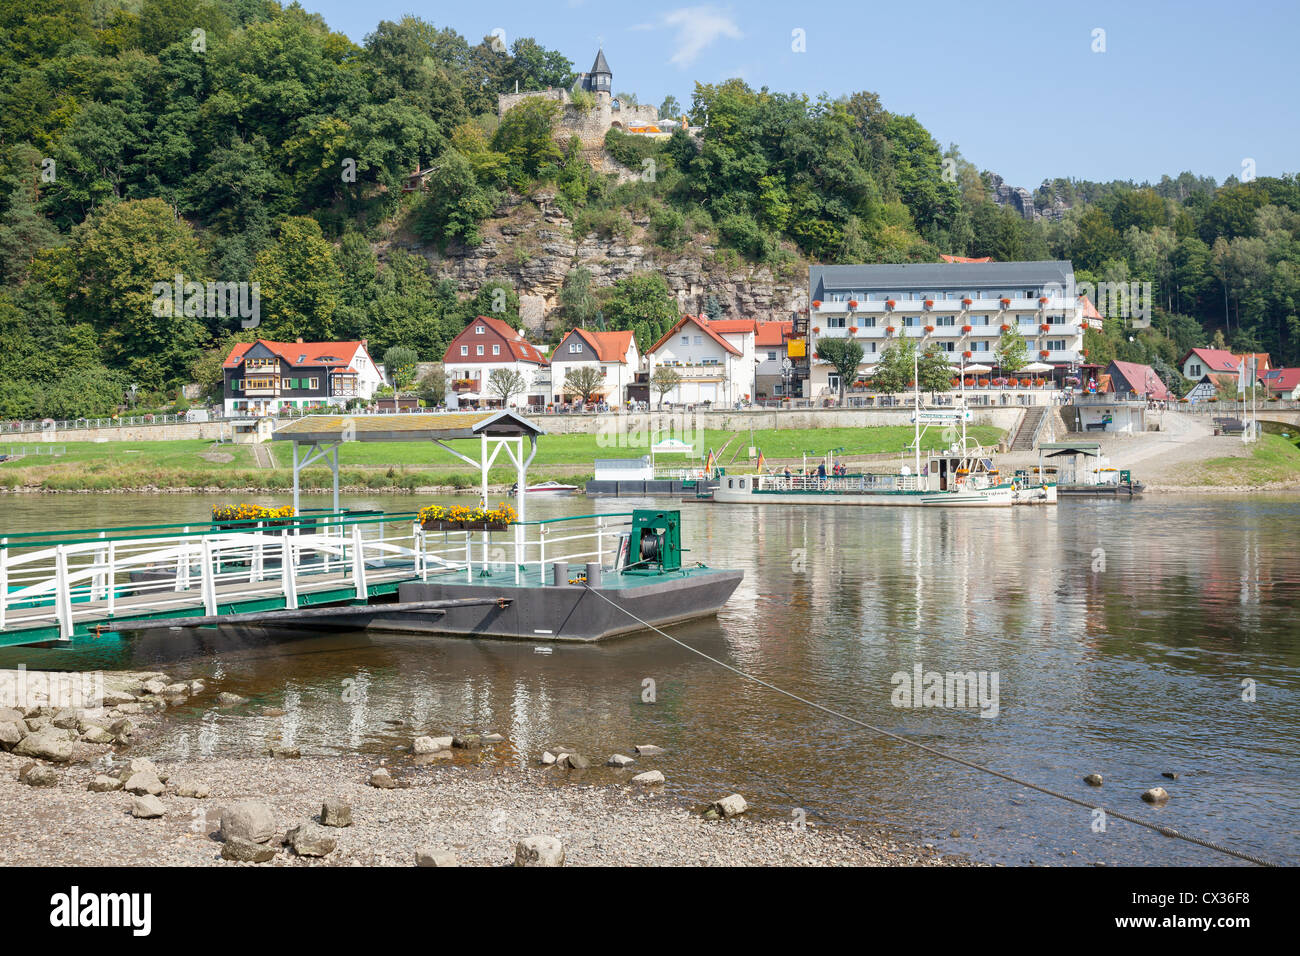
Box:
1 493 1297 865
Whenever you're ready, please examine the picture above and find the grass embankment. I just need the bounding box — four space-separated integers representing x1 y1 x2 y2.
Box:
1180 428 1300 488
0 426 1004 492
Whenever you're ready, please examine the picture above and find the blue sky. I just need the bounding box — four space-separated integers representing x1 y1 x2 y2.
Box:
301 0 1298 188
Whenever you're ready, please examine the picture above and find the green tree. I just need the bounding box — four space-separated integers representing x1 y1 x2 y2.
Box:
558 267 598 331
251 217 343 341
651 365 681 409
995 327 1029 375
415 149 497 247
383 345 419 395
815 337 864 405
563 365 605 404
492 97 561 188
486 367 527 406
602 273 679 353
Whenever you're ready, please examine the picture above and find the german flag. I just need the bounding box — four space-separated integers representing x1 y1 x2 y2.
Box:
704 447 716 474
756 448 766 472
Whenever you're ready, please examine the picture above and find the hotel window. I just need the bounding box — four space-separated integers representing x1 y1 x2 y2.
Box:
971 315 989 326
902 316 918 327
939 341 955 352
864 342 877 353
460 346 468 356
493 344 500 355
827 316 846 329
1019 315 1036 325
1047 340 1066 351
861 317 876 328
972 341 990 352
476 345 484 355
935 316 955 326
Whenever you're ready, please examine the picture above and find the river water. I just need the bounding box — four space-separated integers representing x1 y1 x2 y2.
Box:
2 492 1297 866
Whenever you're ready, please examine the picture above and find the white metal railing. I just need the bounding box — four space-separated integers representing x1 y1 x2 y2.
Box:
1 517 423 639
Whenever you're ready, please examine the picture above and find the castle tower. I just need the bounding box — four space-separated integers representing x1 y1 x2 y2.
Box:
579 48 612 104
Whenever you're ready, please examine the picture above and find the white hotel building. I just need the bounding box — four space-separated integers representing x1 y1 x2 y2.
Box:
806 261 1091 399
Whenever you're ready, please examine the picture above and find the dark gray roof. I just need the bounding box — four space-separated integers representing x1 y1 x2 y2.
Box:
590 49 611 75
809 261 1074 298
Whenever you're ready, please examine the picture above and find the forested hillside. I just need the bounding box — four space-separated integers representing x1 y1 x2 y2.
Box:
1 0 1297 418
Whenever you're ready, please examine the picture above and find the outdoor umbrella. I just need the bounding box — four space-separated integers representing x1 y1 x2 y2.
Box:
1021 361 1054 373
963 363 993 373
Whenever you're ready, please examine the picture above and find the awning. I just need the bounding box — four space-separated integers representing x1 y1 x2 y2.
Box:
1039 441 1102 458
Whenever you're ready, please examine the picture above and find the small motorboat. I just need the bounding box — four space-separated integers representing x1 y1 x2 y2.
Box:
511 480 578 496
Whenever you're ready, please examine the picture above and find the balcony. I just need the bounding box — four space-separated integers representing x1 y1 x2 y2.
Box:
451 379 480 393
812 295 1072 317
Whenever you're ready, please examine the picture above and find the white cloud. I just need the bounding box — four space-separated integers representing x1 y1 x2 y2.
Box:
642 6 744 68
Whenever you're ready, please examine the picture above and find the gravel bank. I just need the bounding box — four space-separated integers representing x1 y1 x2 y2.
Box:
0 750 975 866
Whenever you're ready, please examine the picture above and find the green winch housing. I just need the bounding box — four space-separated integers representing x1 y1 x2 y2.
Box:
627 509 682 573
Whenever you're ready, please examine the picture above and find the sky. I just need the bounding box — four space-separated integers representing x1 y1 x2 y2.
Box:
300 0 1299 189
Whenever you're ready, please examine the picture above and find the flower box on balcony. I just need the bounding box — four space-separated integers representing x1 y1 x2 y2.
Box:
1040 350 1050 357
848 300 859 309
812 300 822 309
999 298 1011 306
961 324 972 333
885 300 896 309
848 327 858 334
924 325 935 333
962 298 973 306
1038 296 1049 304
884 326 896 334
812 327 820 334
963 350 973 358
1039 324 1050 332
1000 324 1011 332
924 299 934 308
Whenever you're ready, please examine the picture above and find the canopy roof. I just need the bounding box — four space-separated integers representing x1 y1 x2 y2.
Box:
1039 441 1102 458
272 411 545 444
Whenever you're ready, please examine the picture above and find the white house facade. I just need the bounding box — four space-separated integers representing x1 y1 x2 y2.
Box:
442 316 549 409
646 315 759 406
805 261 1089 399
550 329 639 404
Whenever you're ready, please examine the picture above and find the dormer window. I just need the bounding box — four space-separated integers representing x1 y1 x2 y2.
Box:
476 325 484 334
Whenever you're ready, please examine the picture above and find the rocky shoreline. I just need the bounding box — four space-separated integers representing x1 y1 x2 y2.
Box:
0 669 975 867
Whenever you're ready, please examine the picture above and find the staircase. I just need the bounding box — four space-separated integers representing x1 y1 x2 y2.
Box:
1011 405 1047 451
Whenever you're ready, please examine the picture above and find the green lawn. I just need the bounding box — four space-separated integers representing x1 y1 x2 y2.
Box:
1184 432 1300 487
0 425 1005 491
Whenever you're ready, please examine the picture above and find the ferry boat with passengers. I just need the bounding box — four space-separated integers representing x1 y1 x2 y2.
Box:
713 396 1056 508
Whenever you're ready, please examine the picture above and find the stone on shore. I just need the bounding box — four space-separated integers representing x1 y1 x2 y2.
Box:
416 848 459 867
562 753 591 770
709 794 748 818
1084 773 1103 787
14 731 74 763
320 798 352 827
131 794 166 818
19 762 58 787
1141 787 1170 804
88 774 124 792
1161 772 1180 780
172 779 210 799
100 689 137 707
80 726 116 745
162 683 190 698
451 734 481 750
369 768 397 789
631 770 664 786
222 837 276 863
123 771 165 796
540 751 557 765
514 836 565 867
220 801 276 844
0 721 23 750
412 736 446 754
482 733 505 743
287 822 336 857
634 744 664 756
216 692 247 707
188 680 206 695
51 709 83 730
140 679 167 696
0 706 26 723
607 754 635 767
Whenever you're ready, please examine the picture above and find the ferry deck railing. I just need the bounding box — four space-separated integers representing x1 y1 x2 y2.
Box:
1 511 638 640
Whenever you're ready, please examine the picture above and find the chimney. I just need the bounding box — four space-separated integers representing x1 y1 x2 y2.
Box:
296 337 304 344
